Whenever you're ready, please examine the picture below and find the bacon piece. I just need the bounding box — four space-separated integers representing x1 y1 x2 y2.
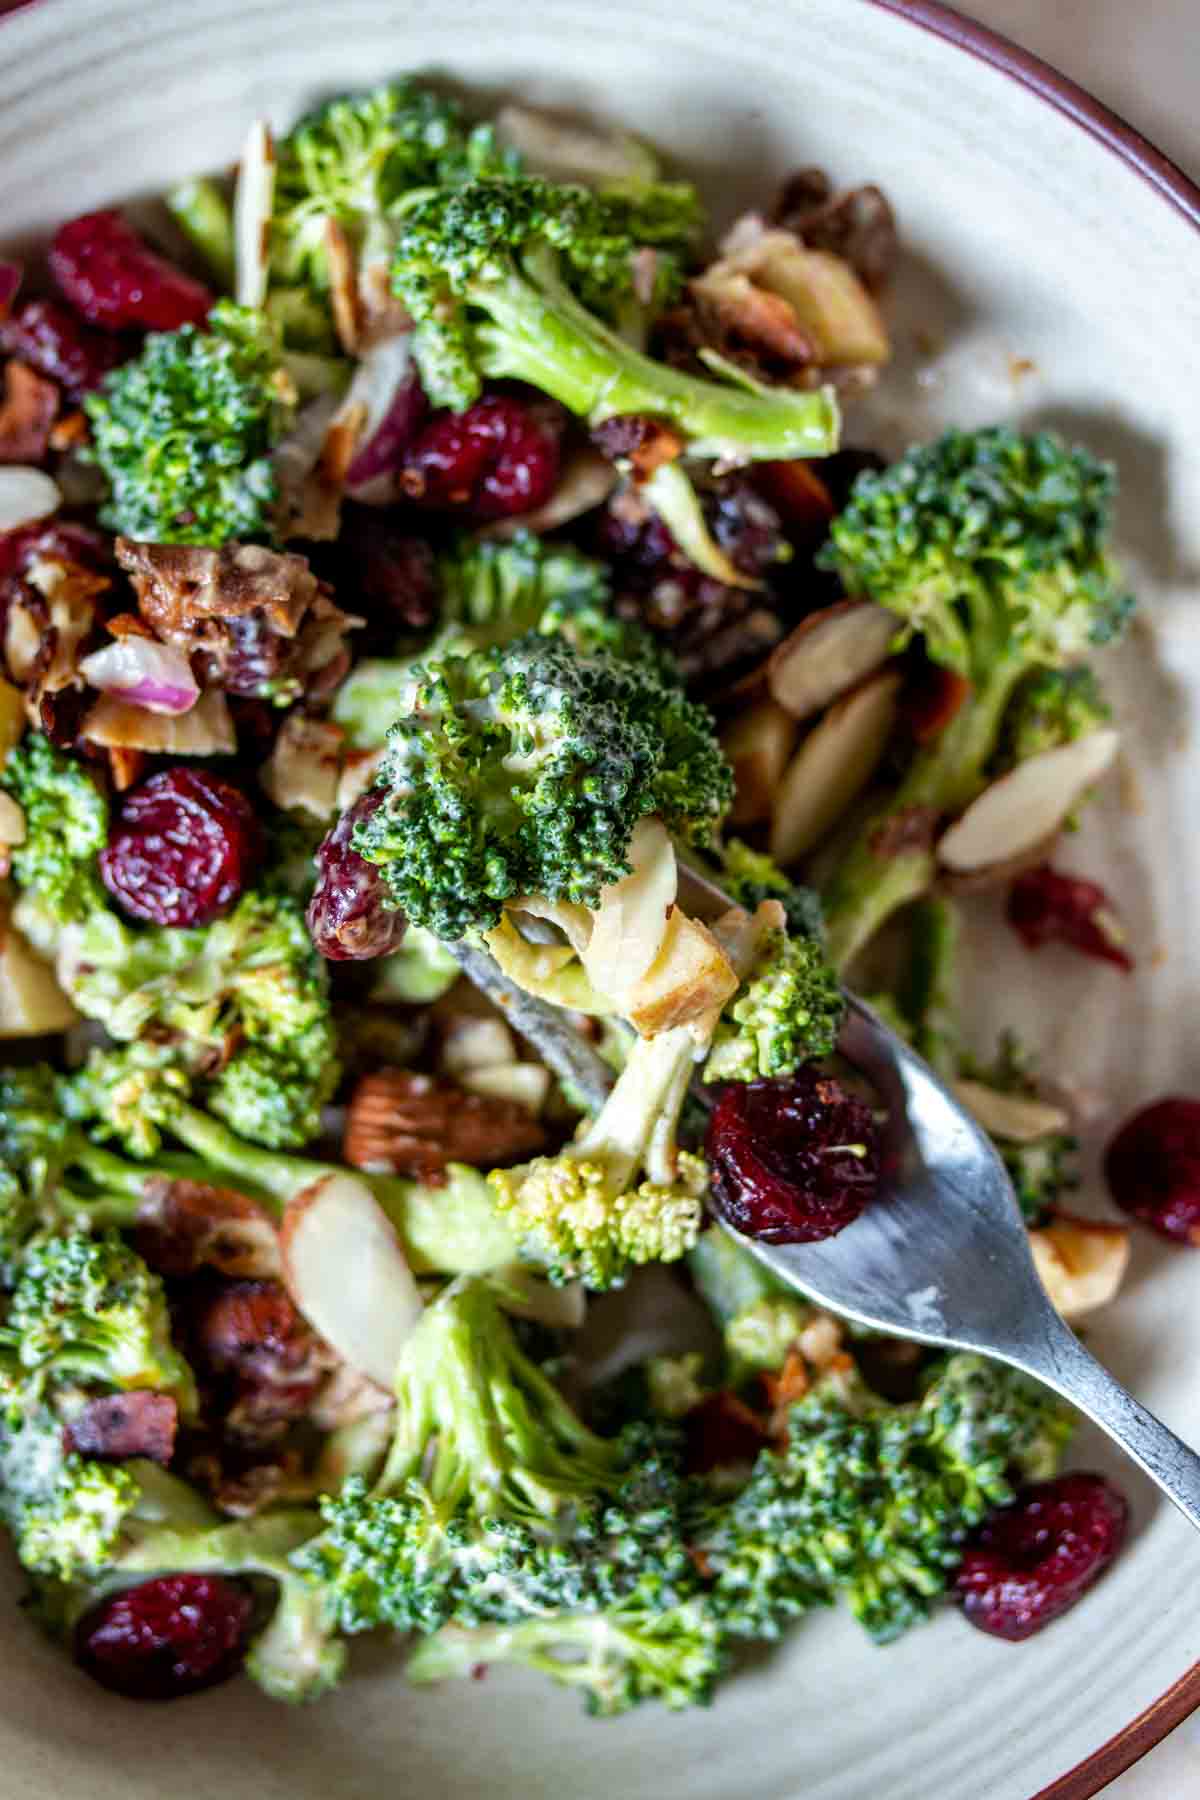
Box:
65 1391 178 1465
0 361 59 464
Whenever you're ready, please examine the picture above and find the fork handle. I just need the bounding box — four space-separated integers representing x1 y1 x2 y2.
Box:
1015 1307 1200 1532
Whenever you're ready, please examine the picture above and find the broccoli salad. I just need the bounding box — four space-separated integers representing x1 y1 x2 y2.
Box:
0 74 1170 1710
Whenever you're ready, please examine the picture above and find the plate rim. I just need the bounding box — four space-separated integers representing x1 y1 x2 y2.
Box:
861 10 1200 1791
0 0 1197 1792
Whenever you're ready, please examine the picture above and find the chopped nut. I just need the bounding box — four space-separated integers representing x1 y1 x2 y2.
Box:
343 1068 547 1182
106 745 147 792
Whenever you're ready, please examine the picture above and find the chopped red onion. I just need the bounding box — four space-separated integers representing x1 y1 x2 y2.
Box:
79 638 199 715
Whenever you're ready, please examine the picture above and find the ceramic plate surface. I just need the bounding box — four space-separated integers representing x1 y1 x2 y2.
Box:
1 2 1199 1795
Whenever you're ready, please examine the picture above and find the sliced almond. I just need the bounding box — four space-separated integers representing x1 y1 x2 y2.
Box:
280 1172 422 1387
233 119 274 311
337 745 387 811
324 217 362 354
752 238 889 364
624 908 737 1036
582 817 677 1004
952 1079 1071 1144
480 447 617 540
82 687 236 756
261 712 342 819
439 1014 518 1077
0 791 25 847
0 910 78 1037
1029 1211 1131 1321
937 730 1120 873
767 600 897 721
722 699 799 828
0 466 59 532
459 1063 552 1114
770 668 901 864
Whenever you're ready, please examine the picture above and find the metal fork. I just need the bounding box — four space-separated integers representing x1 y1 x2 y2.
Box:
451 872 1200 1530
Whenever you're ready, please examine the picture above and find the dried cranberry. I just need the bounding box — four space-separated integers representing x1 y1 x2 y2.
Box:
706 1069 880 1244
307 789 407 961
75 1573 253 1699
401 392 562 520
954 1472 1128 1641
1 298 125 396
1008 865 1133 970
1105 1097 1200 1243
49 210 212 334
99 768 260 928
705 475 788 579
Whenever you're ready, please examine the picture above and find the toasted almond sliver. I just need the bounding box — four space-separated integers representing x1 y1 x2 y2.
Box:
937 730 1120 873
770 669 901 865
767 599 897 722
1029 1212 1131 1321
722 699 799 828
952 1079 1071 1145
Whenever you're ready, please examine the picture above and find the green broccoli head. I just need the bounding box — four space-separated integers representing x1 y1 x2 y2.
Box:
2 734 108 925
406 1592 724 1716
353 631 732 940
47 887 339 1153
999 665 1112 767
295 1278 664 1636
488 1025 706 1289
85 300 295 545
724 1296 815 1384
703 917 844 1082
819 427 1133 678
272 79 519 294
716 839 826 942
699 1352 1075 1644
391 175 839 460
1 1232 196 1411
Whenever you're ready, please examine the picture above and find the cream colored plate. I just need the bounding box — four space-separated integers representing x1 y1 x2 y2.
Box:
2 2 1199 1795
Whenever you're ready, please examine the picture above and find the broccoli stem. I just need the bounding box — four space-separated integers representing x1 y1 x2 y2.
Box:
474 249 840 461
823 653 1026 972
165 178 235 287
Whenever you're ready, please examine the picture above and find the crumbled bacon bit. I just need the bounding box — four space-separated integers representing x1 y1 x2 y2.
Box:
903 664 972 744
106 745 147 792
137 1178 282 1281
65 1391 178 1465
591 414 685 478
343 1067 546 1183
772 169 898 292
0 361 59 464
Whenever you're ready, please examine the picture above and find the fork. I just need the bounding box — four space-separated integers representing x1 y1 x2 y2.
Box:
450 872 1200 1530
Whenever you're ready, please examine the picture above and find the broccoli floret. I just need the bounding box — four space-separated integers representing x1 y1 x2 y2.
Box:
354 632 732 940
703 917 843 1082
295 1280 697 1643
998 666 1112 768
0 1394 141 1582
715 839 826 942
1 1232 196 1410
33 887 339 1152
391 175 839 458
333 532 660 752
272 80 518 297
65 1050 518 1278
84 300 295 545
818 428 1133 968
488 1026 706 1288
698 1354 1074 1644
407 1594 723 1716
724 1296 816 1383
2 735 108 924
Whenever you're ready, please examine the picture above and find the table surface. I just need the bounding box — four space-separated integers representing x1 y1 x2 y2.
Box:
955 10 1199 1797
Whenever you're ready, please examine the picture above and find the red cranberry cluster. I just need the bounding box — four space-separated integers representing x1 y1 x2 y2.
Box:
99 768 261 929
955 1472 1128 1641
705 1068 881 1244
401 391 563 520
307 789 408 962
75 1574 253 1700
